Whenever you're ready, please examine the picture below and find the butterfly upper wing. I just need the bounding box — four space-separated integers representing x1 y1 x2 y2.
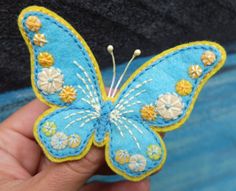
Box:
113 42 226 132
18 6 106 109
18 6 105 161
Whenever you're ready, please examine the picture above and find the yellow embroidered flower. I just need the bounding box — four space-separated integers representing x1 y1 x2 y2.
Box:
26 16 41 32
33 33 47 46
189 65 203 78
140 105 157 121
42 121 57 136
176 80 193 96
59 86 77 103
51 132 68 150
201 51 216 66
115 150 130 164
68 134 81 148
128 154 146 172
38 52 54 67
147 144 162 160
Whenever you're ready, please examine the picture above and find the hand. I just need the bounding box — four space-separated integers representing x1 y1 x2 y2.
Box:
0 99 150 191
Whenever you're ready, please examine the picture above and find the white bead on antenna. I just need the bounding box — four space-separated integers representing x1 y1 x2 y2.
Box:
134 49 141 56
107 45 114 53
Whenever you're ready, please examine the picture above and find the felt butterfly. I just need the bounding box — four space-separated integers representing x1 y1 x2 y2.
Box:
18 6 226 181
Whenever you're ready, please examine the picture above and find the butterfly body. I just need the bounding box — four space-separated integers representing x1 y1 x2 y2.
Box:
18 6 226 181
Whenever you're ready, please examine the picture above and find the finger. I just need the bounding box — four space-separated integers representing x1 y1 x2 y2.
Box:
81 179 150 191
28 147 105 191
1 99 48 139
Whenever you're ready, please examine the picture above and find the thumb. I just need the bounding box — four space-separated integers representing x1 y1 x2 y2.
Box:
29 147 104 191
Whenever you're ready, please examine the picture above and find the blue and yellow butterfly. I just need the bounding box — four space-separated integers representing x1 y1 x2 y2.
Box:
18 6 226 181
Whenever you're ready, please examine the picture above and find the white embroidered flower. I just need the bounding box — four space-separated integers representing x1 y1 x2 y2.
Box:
42 121 57 137
37 67 64 94
115 150 130 164
156 93 184 120
147 144 162 160
128 154 146 172
51 132 68 150
68 134 81 148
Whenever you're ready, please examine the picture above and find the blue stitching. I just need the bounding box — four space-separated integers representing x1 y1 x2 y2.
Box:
22 13 102 106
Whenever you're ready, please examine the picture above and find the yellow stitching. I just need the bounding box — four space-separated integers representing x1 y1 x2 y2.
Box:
38 52 54 67
59 86 77 103
201 50 216 66
175 80 193 96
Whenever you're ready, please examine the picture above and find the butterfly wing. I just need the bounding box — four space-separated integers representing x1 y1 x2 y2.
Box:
106 117 166 181
105 42 226 180
113 42 226 132
18 6 105 161
18 6 106 108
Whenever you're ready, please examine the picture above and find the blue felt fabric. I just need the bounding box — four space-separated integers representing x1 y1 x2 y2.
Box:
0 45 236 189
21 9 172 179
116 45 223 128
22 11 225 180
22 11 102 107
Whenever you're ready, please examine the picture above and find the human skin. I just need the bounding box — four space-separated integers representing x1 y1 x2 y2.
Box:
0 99 150 191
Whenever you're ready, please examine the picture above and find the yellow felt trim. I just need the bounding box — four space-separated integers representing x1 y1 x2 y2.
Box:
18 5 226 181
115 41 226 133
18 6 108 109
105 132 167 181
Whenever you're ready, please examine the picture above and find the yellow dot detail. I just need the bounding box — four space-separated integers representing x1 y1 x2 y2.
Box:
189 65 203 79
59 86 77 103
38 52 54 67
33 33 47 46
68 134 81 148
176 80 193 96
140 105 157 121
115 150 130 165
201 51 216 66
26 16 41 32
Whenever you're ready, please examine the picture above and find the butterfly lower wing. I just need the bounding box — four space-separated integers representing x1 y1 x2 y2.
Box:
106 117 166 181
34 107 99 162
18 6 105 108
113 42 226 132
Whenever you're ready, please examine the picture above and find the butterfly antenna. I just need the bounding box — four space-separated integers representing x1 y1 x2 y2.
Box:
107 45 116 97
111 49 141 98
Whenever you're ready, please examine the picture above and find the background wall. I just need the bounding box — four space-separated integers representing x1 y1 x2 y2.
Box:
1 0 236 92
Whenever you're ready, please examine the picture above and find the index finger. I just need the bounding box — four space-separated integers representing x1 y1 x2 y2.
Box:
1 99 48 139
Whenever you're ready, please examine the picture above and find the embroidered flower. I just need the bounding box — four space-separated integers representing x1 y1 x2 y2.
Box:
38 52 54 67
33 33 47 46
42 121 57 136
68 134 81 148
115 150 130 164
140 105 157 121
37 67 64 94
51 132 68 150
59 86 77 103
175 80 193 96
147 144 162 160
201 51 216 66
128 154 146 172
156 93 184 120
189 65 203 79
26 16 41 32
